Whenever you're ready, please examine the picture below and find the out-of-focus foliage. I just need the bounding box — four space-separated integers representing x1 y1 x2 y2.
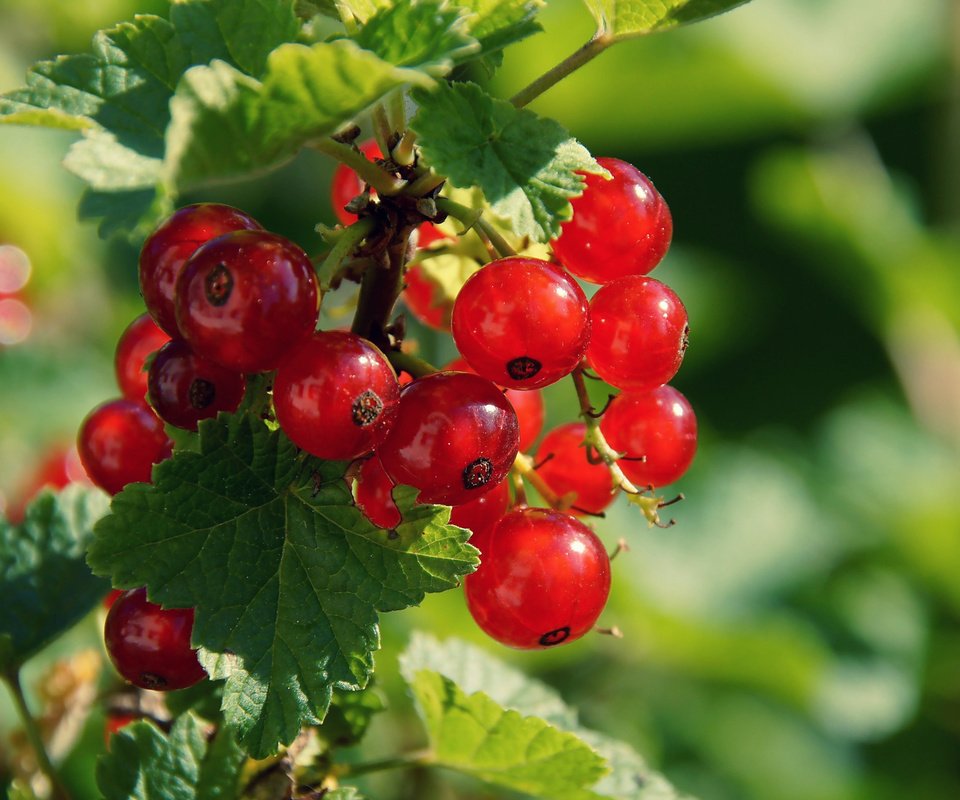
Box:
2 0 959 798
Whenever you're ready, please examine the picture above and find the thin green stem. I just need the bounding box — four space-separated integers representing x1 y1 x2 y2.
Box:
316 217 376 290
312 138 405 196
436 198 516 259
372 103 394 161
392 129 417 167
570 367 668 526
387 350 439 379
510 33 613 108
335 749 434 778
3 669 70 800
405 169 446 197
387 90 407 133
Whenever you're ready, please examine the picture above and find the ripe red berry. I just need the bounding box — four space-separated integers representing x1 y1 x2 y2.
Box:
451 257 590 390
139 204 262 336
377 372 519 505
402 263 452 331
445 357 544 452
77 399 172 495
5 444 88 524
147 339 246 431
175 230 319 373
465 507 611 649
104 587 206 691
355 455 402 530
104 712 140 747
587 276 688 392
551 157 672 284
535 422 617 515
599 385 697 488
114 314 170 402
449 478 510 539
274 331 400 460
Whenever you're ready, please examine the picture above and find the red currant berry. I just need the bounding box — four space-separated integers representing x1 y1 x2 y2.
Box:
104 712 140 747
446 357 544 452
139 204 262 336
450 477 509 538
115 314 170 402
274 331 399 460
551 157 672 284
451 257 590 390
402 263 451 331
175 230 319 373
378 372 519 505
147 339 246 431
103 588 124 610
104 587 206 691
599 385 697 488
5 444 88 524
465 507 611 649
535 422 617 515
587 276 688 392
78 399 172 495
355 455 402 530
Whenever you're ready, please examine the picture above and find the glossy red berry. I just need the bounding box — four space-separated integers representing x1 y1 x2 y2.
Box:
331 139 383 225
355 455 402 530
5 444 88 524
451 257 590 390
175 230 319 373
551 157 672 284
378 372 519 505
103 589 124 610
104 712 140 747
449 478 510 539
599 385 697 488
274 331 399 460
402 263 452 331
115 314 170 402
465 507 611 649
535 422 616 515
147 339 246 431
78 399 172 495
104 587 206 691
587 276 688 392
445 357 544 452
139 204 262 336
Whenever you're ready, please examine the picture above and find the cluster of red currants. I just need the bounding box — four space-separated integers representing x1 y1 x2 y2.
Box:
88 150 697 694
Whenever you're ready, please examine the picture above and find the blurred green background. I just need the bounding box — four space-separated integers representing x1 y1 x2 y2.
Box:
2 0 960 798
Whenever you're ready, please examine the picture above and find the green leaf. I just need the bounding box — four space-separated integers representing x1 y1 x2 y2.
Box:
0 486 110 672
318 686 387 747
457 0 545 63
88 414 478 758
401 634 691 799
585 0 752 39
411 82 603 241
353 1 478 74
97 714 245 800
165 40 433 190
0 0 303 237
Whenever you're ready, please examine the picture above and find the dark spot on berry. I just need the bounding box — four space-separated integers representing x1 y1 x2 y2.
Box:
387 529 399 540
205 263 233 306
189 378 216 409
680 324 690 354
462 457 493 490
506 356 541 381
351 390 383 426
538 627 571 647
139 672 167 689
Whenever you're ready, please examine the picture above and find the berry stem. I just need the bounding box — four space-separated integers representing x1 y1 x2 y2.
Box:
570 367 669 526
372 103 394 161
406 169 446 197
2 668 70 800
435 198 517 259
392 129 417 167
312 138 405 196
512 452 575 511
387 350 439 379
387 91 407 133
316 217 377 290
351 227 416 352
510 33 613 108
